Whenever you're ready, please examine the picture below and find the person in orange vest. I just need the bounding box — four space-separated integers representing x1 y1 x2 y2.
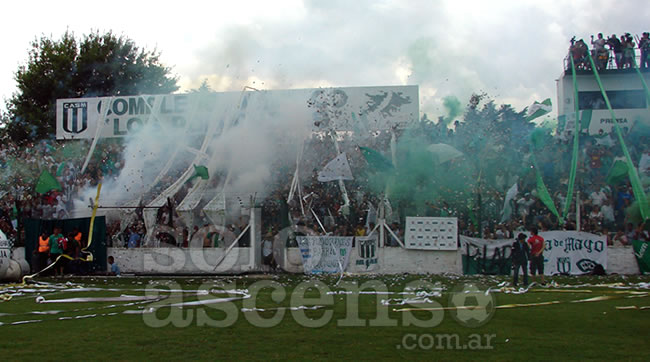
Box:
37 230 50 272
73 228 83 248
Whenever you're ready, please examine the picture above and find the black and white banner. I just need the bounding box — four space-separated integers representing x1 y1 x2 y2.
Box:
460 231 607 275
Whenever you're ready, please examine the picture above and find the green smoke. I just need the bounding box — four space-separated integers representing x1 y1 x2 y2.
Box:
442 95 462 126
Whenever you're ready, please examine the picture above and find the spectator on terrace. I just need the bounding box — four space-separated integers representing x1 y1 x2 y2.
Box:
516 193 535 226
622 34 635 68
607 34 623 68
570 38 589 69
640 32 650 69
354 223 366 237
600 197 616 229
591 33 608 70
127 227 140 248
181 228 189 248
615 185 632 225
107 256 120 276
612 226 628 246
635 222 650 241
625 222 637 241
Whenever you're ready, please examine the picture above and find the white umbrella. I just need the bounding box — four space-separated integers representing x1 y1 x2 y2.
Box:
427 143 464 164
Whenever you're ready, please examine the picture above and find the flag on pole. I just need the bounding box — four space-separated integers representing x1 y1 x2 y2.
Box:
535 168 560 219
525 98 552 122
317 153 354 182
188 164 209 182
35 170 62 194
606 158 628 186
500 182 518 223
360 147 394 172
56 162 66 177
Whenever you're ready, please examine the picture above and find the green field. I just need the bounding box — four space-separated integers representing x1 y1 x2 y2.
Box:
1 274 649 361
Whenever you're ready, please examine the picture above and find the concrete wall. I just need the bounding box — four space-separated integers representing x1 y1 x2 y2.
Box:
108 247 257 274
281 245 640 275
607 246 640 275
282 247 460 274
87 245 642 276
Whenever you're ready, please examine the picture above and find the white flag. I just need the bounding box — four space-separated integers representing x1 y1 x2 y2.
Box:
318 153 354 182
500 182 518 223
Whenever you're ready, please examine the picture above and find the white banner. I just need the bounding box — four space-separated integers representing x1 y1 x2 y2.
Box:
317 152 354 182
56 86 418 139
354 235 379 272
0 230 11 277
539 231 607 275
460 231 607 275
297 236 353 274
405 217 458 250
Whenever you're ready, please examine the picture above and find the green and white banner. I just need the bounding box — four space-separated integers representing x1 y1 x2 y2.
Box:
461 231 607 275
633 240 650 274
297 236 353 274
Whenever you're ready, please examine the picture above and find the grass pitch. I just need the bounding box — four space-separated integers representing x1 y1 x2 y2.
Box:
1 274 649 361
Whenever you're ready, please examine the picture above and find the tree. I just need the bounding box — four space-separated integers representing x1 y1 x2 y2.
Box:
4 30 178 142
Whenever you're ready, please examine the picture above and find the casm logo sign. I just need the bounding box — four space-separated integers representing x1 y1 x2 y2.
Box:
556 257 571 274
62 102 88 134
355 235 379 271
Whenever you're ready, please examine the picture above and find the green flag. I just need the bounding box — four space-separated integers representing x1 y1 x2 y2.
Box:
525 98 552 122
529 151 559 220
530 128 549 151
188 164 209 182
535 168 560 220
632 240 650 274
606 159 628 186
580 109 593 131
359 146 394 172
56 162 66 177
35 170 62 194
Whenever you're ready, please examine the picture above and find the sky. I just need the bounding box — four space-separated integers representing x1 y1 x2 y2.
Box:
1 0 649 120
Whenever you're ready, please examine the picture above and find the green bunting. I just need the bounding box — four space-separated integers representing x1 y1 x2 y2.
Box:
586 48 649 220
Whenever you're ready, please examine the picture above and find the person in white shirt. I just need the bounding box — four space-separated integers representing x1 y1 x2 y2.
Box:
589 187 608 208
600 198 615 228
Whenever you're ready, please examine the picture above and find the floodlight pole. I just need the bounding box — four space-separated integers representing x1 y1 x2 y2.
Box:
378 201 386 247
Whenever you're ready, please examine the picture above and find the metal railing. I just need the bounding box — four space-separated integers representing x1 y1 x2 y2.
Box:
564 48 649 72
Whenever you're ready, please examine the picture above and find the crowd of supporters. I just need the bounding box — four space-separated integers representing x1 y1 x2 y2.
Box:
569 32 650 71
2 99 649 250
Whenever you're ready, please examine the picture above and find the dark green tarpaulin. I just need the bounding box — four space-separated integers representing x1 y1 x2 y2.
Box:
24 217 107 273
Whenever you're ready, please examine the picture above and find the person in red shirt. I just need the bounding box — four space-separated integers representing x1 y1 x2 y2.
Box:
527 227 546 285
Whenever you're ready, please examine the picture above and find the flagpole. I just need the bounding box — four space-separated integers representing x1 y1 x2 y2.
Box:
379 201 386 247
576 190 580 231
329 128 351 216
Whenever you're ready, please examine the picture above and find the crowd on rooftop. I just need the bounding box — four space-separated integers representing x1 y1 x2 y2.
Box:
569 32 650 71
